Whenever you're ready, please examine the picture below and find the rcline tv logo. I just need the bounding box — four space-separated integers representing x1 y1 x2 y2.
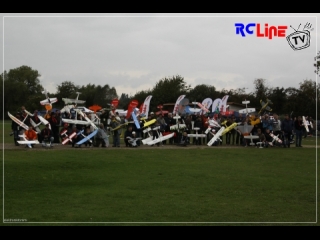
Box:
235 22 313 51
235 23 287 39
286 23 313 51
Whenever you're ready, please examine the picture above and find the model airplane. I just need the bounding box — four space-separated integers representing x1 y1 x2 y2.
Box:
62 92 86 105
243 133 259 146
131 111 141 129
204 117 221 134
269 132 282 145
75 109 98 130
256 142 264 148
38 115 52 129
140 117 156 128
144 126 174 146
141 127 154 145
191 101 210 114
29 118 41 134
17 134 40 148
61 130 77 145
221 122 240 136
302 116 309 132
155 104 169 116
236 123 254 136
238 100 256 115
188 127 206 139
76 129 98 145
258 99 273 115
207 126 225 146
40 89 58 110
126 136 142 147
8 112 29 131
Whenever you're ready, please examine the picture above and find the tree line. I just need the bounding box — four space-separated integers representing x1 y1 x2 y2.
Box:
1 57 319 120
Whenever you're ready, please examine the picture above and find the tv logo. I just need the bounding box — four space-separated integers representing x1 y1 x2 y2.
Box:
235 23 287 39
286 23 313 51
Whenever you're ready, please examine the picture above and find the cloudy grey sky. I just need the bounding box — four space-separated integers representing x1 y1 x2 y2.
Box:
1 13 318 99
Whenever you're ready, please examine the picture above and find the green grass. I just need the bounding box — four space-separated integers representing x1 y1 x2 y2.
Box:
1 121 319 226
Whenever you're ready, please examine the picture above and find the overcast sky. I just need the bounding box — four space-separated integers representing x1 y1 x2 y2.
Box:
1 13 318 100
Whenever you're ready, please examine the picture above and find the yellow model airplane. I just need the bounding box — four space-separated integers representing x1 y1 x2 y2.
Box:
140 117 156 128
258 99 273 115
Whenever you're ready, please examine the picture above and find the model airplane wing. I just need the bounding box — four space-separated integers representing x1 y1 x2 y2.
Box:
302 116 309 132
131 111 140 129
17 134 39 147
221 123 238 136
62 98 86 105
75 109 98 130
244 133 259 146
238 108 256 114
40 98 58 105
236 124 254 135
207 127 225 146
76 129 98 145
146 133 174 145
61 118 90 126
187 133 206 138
142 119 156 128
29 118 41 134
170 124 186 131
61 132 77 145
8 112 29 131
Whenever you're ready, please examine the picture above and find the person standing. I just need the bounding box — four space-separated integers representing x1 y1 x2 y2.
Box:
110 116 121 147
294 116 304 147
281 114 294 148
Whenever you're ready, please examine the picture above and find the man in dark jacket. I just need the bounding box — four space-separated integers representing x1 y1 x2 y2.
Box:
281 114 294 148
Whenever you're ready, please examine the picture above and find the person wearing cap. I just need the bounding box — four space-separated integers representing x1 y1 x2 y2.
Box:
41 124 54 147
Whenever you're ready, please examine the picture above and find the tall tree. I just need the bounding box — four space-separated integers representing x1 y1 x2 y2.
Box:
188 84 217 103
55 81 79 108
151 75 191 109
3 66 44 116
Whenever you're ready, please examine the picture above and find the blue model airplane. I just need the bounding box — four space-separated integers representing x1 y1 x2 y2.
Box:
76 129 98 145
131 111 141 129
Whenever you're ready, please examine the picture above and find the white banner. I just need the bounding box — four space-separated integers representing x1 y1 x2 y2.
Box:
173 95 186 115
140 95 152 118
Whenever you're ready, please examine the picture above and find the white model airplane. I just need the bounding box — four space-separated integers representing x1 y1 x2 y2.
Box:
75 109 98 130
256 142 264 148
38 115 52 130
269 132 282 146
17 134 40 148
302 116 309 133
238 100 256 116
29 118 42 134
62 92 86 105
126 136 142 147
188 127 206 140
40 89 58 110
61 129 77 145
243 133 259 146
141 127 154 145
170 114 186 131
207 126 225 146
146 126 174 146
8 112 29 131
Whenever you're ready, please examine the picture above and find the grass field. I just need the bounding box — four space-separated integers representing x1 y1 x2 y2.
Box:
1 120 319 226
